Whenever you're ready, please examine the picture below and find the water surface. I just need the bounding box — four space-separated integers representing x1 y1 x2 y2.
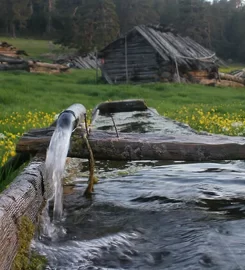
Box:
34 159 245 270
34 109 245 270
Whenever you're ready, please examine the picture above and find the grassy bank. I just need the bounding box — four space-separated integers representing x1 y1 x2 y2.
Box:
1 69 245 188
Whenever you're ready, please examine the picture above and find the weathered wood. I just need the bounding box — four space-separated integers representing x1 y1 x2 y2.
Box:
188 70 209 77
28 61 69 71
219 72 245 85
100 25 218 84
16 127 245 161
0 62 29 71
0 156 46 270
199 78 216 86
230 69 245 78
70 130 245 161
217 80 244 88
0 54 26 64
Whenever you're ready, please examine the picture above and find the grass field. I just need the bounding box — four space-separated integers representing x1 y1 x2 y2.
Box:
1 69 245 115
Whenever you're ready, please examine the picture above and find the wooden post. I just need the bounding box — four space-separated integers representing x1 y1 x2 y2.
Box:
95 48 99 83
174 56 181 83
125 36 129 83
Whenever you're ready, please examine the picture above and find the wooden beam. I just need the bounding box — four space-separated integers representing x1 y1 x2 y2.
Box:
0 63 29 71
219 72 245 85
16 128 245 161
0 54 26 64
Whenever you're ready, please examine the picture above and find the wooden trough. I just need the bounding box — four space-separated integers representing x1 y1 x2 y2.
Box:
17 99 245 161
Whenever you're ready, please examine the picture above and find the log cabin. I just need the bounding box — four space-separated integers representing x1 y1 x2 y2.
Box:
99 25 220 85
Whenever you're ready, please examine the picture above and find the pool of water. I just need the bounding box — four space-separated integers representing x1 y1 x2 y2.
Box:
34 159 245 270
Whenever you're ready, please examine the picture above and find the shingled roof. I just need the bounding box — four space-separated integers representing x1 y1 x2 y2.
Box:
101 24 219 70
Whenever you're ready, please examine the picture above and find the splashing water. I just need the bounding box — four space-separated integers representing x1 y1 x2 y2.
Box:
45 112 75 221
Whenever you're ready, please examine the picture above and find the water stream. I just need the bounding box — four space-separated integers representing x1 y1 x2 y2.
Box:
36 109 245 269
45 111 75 221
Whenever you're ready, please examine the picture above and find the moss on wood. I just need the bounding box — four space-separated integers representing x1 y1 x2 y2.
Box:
12 216 47 270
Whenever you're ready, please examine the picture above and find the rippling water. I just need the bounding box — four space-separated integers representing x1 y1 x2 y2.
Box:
34 159 245 270
34 108 245 269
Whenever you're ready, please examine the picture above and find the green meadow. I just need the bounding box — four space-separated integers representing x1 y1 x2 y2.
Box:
1 69 245 117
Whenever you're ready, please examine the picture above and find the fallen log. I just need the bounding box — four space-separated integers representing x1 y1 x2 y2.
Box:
28 61 69 71
217 80 244 88
0 54 26 64
219 72 245 85
16 127 245 161
0 62 29 71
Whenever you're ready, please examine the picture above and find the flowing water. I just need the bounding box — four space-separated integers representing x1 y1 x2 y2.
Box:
45 112 75 221
35 109 245 270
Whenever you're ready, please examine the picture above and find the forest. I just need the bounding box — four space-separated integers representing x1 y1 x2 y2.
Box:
0 0 244 62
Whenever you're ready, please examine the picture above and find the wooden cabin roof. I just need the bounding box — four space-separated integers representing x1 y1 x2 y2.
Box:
100 25 219 69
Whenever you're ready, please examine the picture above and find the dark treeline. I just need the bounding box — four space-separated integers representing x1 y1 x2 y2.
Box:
0 0 244 61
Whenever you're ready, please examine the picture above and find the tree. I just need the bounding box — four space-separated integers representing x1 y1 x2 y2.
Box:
176 0 211 48
154 0 179 26
55 0 120 52
114 0 159 34
0 0 33 37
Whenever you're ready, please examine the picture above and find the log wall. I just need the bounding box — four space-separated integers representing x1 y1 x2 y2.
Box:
102 34 160 83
